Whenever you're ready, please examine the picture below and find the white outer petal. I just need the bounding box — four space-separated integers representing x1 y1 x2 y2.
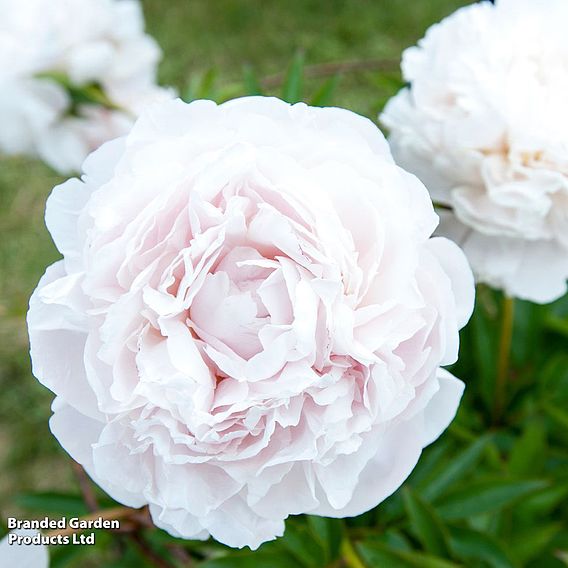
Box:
0 531 49 568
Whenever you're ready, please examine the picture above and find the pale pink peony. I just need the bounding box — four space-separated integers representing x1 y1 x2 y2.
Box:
28 97 474 549
381 0 568 303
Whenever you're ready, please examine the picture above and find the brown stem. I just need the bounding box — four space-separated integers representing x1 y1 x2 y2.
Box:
72 462 98 513
260 58 400 89
130 532 177 568
167 544 194 566
44 506 142 538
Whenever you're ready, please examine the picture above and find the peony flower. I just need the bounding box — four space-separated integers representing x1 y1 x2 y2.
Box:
28 96 474 549
0 0 172 174
381 0 568 303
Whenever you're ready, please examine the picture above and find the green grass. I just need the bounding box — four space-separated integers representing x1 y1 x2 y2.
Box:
142 0 469 118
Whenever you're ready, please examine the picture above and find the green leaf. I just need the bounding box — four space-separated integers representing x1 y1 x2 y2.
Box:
518 482 568 519
436 479 548 520
310 75 340 106
420 435 491 502
184 69 217 102
216 83 245 103
50 543 92 568
409 439 451 488
15 492 88 516
448 526 514 568
545 315 568 338
199 551 299 568
306 516 343 562
510 524 562 565
382 530 413 552
470 291 499 408
538 353 568 402
280 522 326 567
402 488 452 558
509 421 547 476
357 542 460 568
380 442 451 525
197 68 217 99
282 52 304 103
105 538 155 568
511 299 546 366
49 530 114 568
36 71 119 112
242 64 263 95
543 403 568 430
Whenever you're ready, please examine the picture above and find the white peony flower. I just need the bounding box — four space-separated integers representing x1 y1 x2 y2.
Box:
0 0 172 174
381 0 568 303
28 96 474 549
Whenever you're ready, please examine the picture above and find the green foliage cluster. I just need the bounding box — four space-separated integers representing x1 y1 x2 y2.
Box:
0 1 566 566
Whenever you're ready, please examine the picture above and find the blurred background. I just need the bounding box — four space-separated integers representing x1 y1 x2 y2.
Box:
2 1 568 567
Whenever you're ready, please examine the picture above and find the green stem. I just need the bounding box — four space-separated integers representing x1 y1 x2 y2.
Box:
493 295 515 423
341 536 367 568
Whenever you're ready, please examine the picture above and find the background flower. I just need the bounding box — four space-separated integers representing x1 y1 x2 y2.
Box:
0 0 172 174
381 0 568 303
28 96 473 549
0 531 48 568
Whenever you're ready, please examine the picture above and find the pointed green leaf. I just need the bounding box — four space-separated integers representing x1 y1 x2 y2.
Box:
410 439 451 488
197 68 217 100
382 530 413 552
511 299 546 366
306 516 343 562
469 287 499 408
282 52 304 103
357 542 459 568
310 75 340 107
517 482 568 519
183 69 217 102
437 479 548 520
216 83 245 104
543 403 568 430
184 73 202 102
509 421 546 476
402 488 452 558
545 315 568 338
510 524 562 565
280 522 326 567
199 552 299 568
420 435 491 502
448 526 514 568
242 64 263 95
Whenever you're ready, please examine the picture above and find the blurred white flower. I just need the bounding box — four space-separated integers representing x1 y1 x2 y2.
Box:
28 96 474 549
0 531 49 568
381 0 568 303
0 0 172 174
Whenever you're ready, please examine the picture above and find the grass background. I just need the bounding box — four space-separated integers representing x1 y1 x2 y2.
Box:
3 1 568 567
